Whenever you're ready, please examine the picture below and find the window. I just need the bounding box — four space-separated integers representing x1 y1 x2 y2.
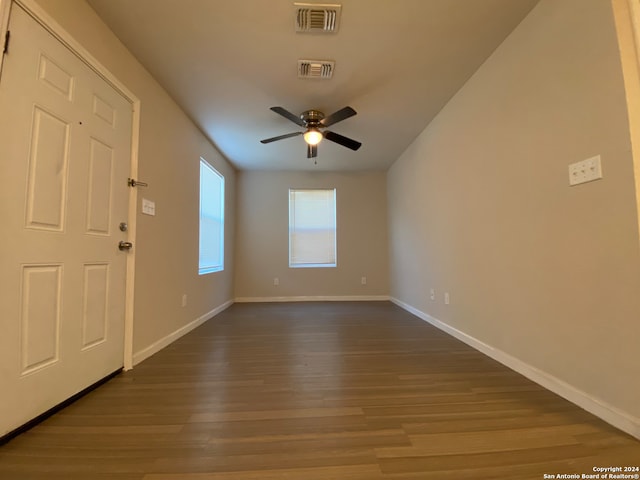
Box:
199 158 224 274
289 188 336 268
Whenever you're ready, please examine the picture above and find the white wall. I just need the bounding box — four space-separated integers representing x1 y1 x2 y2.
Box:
388 0 640 435
32 0 237 360
235 171 389 300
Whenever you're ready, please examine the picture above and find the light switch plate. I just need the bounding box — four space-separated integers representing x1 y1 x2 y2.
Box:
142 198 156 216
569 155 602 186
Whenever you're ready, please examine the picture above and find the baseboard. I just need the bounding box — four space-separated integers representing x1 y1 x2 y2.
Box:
390 297 640 441
235 295 391 303
132 299 234 366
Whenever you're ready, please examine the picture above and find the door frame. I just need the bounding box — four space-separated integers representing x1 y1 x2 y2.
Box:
0 0 140 370
0 0 9 77
612 0 640 253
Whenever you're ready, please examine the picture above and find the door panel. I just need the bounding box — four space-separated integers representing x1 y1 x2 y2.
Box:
0 4 132 435
25 106 70 231
20 265 62 374
81 263 109 349
86 138 114 235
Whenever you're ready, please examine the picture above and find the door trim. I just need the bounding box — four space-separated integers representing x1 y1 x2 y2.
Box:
611 0 640 257
0 0 10 77
1 0 140 370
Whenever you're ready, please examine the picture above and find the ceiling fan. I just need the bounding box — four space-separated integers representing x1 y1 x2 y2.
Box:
260 106 362 159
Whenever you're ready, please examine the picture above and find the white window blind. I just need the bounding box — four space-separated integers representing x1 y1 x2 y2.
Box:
199 159 224 274
289 188 336 268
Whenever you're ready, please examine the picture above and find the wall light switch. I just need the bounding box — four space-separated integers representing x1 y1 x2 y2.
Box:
142 198 156 216
569 155 602 186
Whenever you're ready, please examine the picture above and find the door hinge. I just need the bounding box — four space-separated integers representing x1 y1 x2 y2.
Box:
3 30 9 55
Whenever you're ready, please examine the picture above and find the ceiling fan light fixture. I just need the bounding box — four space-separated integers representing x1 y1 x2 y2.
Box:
261 106 360 157
303 129 323 145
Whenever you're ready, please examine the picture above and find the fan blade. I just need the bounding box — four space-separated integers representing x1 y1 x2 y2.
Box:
270 106 305 127
324 130 362 151
307 144 318 158
260 131 302 144
320 106 357 127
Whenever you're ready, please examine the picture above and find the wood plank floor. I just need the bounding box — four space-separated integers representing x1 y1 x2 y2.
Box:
1 301 638 479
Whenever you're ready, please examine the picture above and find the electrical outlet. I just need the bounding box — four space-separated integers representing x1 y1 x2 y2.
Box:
361 276 367 285
444 292 450 305
273 277 279 286
430 288 435 301
181 294 187 307
569 155 602 186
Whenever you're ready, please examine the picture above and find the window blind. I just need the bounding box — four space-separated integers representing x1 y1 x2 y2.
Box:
199 159 224 274
289 189 336 267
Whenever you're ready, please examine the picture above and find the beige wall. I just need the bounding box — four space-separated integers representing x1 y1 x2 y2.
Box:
33 0 236 356
388 0 640 422
235 171 389 299
30 0 640 433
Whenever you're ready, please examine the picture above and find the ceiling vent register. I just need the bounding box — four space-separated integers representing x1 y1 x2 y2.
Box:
294 3 341 33
298 60 335 79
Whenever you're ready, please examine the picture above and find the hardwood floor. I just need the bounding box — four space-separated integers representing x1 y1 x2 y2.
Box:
1 301 638 479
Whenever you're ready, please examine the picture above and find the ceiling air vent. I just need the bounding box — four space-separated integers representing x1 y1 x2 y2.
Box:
294 3 341 33
298 59 335 79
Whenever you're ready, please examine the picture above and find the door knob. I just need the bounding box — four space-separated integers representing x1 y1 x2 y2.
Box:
118 241 133 251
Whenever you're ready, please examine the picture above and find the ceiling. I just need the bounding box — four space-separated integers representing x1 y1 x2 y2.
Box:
86 0 540 172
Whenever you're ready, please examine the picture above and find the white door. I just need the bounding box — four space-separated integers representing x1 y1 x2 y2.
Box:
0 4 132 435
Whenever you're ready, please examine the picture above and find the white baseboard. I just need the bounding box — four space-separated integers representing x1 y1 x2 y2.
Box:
235 295 390 303
132 299 234 366
390 297 640 441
